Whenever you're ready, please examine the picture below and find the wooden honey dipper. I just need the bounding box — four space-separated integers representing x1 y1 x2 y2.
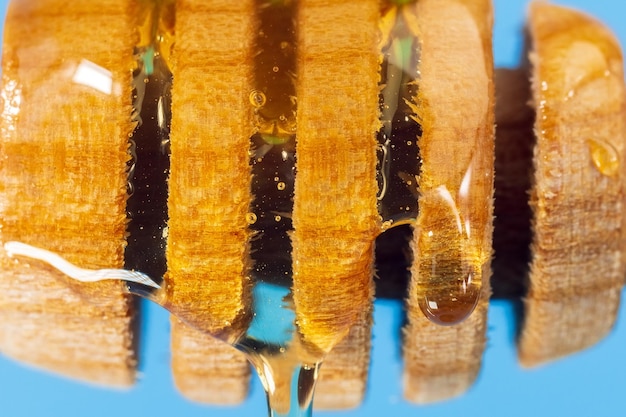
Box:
0 0 624 414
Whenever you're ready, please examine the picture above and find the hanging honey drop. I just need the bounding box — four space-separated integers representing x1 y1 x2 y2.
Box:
415 186 481 326
587 137 620 176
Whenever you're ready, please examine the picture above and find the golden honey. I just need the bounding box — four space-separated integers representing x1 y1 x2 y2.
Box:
377 0 420 225
588 137 620 176
125 0 174 294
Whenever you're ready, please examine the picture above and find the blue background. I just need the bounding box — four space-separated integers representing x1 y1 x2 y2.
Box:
1 1 625 416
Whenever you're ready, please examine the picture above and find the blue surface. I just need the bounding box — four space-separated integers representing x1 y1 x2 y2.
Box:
1 1 626 416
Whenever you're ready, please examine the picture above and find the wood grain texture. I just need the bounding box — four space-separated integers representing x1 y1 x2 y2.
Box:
0 0 137 387
165 0 255 398
404 0 494 403
519 2 626 367
292 0 380 355
170 319 250 405
313 309 372 410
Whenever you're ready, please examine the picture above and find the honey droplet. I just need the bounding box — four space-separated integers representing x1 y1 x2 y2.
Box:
415 186 481 326
588 138 619 177
417 262 480 326
277 181 286 191
246 212 258 224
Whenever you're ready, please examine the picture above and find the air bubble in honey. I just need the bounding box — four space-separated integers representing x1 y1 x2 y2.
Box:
277 181 286 191
246 212 258 224
250 90 267 107
588 137 619 176
381 220 394 230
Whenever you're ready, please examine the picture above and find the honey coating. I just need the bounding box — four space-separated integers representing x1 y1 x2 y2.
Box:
0 0 137 386
163 1 258 403
403 0 494 403
519 2 626 366
407 0 493 327
130 1 252 403
5 0 626 410
291 0 380 353
165 0 254 336
377 0 486 327
410 0 493 327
